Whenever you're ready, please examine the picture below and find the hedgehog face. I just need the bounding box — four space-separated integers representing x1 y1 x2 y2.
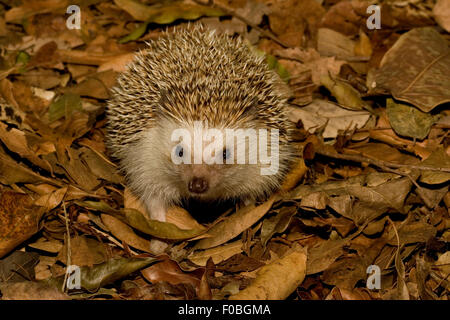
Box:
122 118 282 205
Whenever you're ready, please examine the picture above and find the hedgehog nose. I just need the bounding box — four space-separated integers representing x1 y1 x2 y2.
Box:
188 177 209 194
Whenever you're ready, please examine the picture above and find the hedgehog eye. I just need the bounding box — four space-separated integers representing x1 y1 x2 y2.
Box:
223 148 230 161
175 145 184 158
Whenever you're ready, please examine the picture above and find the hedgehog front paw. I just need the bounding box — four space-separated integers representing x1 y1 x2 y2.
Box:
146 198 167 222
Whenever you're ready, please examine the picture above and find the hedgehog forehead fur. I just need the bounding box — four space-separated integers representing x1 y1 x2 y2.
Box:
106 26 295 208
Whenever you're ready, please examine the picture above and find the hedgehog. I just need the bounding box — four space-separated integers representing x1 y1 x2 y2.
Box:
106 26 296 222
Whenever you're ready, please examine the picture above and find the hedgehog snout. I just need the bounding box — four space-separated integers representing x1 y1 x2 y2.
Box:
188 177 209 194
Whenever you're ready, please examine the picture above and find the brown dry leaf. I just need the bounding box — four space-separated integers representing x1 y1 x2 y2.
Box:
261 207 296 246
114 0 224 23
290 173 412 226
17 69 62 90
322 255 367 289
34 186 67 211
320 74 370 111
434 251 450 280
0 123 53 172
65 70 118 99
28 239 63 254
229 244 307 299
419 146 450 184
346 143 420 165
80 147 123 184
5 0 69 22
306 239 347 275
57 49 125 66
387 222 436 246
57 235 108 267
433 0 450 32
288 99 371 138
188 240 243 266
276 48 344 85
141 259 201 289
268 0 325 47
0 150 59 186
317 28 356 59
124 187 205 231
166 207 206 232
280 158 307 191
320 0 372 35
58 146 100 191
217 253 264 273
194 195 278 250
98 53 135 73
415 184 448 209
354 30 372 57
101 214 153 253
0 191 45 258
0 281 70 300
369 27 450 112
123 208 206 240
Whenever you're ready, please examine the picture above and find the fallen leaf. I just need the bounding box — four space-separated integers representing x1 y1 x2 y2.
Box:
114 0 224 23
386 98 435 140
320 74 370 110
229 244 307 299
141 259 200 289
194 195 277 250
433 0 450 32
101 214 153 253
0 281 70 300
45 257 158 292
419 146 450 184
58 235 108 267
369 27 450 112
188 240 243 266
288 99 371 138
0 191 44 258
0 251 39 282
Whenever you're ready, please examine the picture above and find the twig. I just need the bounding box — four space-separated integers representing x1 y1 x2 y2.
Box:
353 124 450 133
315 148 450 173
192 0 290 48
61 201 71 293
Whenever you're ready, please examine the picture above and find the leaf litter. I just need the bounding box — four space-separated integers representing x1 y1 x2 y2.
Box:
0 0 449 300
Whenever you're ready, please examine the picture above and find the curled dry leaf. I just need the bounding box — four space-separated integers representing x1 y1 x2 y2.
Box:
280 158 307 191
229 245 307 300
45 257 158 292
124 187 204 231
114 0 224 23
188 240 243 266
320 74 370 111
433 0 450 32
123 208 207 241
288 99 371 138
57 235 108 267
101 214 153 253
194 195 278 250
141 259 201 289
289 173 412 226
